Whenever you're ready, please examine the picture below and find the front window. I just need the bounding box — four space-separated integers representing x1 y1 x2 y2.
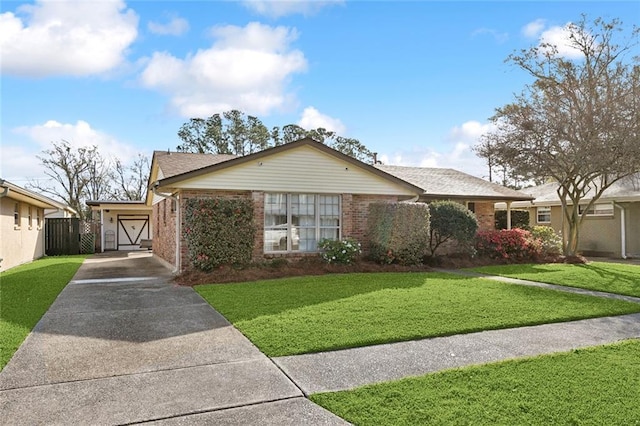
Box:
578 203 614 217
28 206 33 228
264 193 341 252
36 208 42 228
537 206 551 223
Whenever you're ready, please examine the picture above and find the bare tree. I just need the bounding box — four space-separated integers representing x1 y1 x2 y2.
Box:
111 154 150 201
476 16 640 256
29 140 101 219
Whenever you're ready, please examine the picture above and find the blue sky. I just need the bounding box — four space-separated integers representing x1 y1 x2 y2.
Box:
1 0 638 187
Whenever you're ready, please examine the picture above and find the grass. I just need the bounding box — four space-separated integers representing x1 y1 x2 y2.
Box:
0 256 86 370
310 339 640 425
195 272 640 356
470 262 640 297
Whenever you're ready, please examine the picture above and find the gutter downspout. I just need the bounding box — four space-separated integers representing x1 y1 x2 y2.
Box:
100 208 105 253
614 202 627 259
152 183 181 273
0 180 6 268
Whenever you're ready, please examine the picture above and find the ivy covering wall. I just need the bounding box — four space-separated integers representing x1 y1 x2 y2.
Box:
183 198 255 271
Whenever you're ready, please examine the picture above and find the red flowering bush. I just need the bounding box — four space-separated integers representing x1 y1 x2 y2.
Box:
475 228 542 261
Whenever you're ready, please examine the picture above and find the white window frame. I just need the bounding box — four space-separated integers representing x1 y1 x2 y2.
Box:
536 206 551 223
14 202 20 228
264 193 341 253
578 203 614 217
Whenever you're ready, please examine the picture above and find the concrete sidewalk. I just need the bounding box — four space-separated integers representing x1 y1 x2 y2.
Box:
274 313 640 394
0 252 346 425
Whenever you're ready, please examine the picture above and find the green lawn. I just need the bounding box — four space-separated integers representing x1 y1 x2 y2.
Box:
0 256 86 370
195 272 640 356
470 262 640 297
311 339 640 425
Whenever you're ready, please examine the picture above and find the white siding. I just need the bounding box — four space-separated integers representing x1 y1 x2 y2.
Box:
151 168 166 205
172 145 417 195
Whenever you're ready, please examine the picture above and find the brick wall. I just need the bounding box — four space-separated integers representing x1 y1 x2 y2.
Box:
152 198 176 267
475 201 495 231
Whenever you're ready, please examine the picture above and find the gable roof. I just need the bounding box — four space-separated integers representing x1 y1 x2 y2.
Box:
152 138 424 194
0 179 77 213
376 165 534 201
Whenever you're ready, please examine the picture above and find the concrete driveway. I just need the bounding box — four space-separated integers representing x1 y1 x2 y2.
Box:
0 252 346 425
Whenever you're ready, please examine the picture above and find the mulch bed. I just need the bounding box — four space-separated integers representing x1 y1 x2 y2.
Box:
173 255 513 286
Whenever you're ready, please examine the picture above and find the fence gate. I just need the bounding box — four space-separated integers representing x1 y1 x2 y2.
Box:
45 218 99 255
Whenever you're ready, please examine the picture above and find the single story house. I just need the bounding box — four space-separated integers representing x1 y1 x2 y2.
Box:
0 179 77 270
147 138 531 272
86 200 153 252
496 176 640 258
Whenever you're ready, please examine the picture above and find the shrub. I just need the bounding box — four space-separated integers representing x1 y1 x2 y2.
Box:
183 198 255 271
367 203 430 265
530 225 563 257
494 210 530 230
318 238 362 264
475 228 541 261
428 201 478 257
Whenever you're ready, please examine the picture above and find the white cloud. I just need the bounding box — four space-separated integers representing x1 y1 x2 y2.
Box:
539 23 585 59
14 120 139 162
522 19 545 38
379 120 494 179
0 0 138 77
148 16 189 36
242 0 344 18
471 28 509 44
298 107 346 133
140 22 307 117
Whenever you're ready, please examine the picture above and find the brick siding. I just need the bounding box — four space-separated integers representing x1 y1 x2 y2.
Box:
475 201 495 232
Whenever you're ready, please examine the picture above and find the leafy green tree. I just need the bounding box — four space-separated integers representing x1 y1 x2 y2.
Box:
428 201 478 257
176 109 374 162
475 16 640 256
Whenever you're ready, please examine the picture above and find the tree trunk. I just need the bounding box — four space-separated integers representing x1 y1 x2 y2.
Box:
565 218 580 257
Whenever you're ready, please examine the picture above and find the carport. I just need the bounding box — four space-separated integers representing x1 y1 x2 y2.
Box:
87 200 153 252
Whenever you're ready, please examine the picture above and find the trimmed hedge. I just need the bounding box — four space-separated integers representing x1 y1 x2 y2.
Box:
428 201 478 257
495 210 530 230
367 203 430 265
183 198 255 271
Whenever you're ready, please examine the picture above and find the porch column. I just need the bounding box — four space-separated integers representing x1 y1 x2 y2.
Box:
506 201 512 230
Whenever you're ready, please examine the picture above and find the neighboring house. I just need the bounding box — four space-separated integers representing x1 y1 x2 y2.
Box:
0 179 76 270
497 176 640 258
147 138 532 272
86 201 153 252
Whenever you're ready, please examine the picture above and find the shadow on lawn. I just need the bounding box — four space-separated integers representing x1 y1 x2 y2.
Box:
199 272 476 322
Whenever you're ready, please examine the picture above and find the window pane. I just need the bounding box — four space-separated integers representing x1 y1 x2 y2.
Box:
297 227 316 251
265 229 287 251
292 194 315 228
320 227 339 240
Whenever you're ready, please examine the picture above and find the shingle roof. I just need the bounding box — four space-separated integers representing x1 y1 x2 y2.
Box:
376 165 533 201
507 175 640 207
154 151 237 179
